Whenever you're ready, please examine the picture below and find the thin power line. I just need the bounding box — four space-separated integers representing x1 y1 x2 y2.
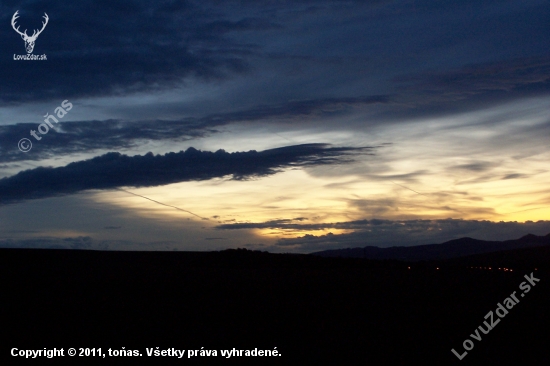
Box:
115 188 209 220
272 132 294 143
389 180 430 198
504 206 547 215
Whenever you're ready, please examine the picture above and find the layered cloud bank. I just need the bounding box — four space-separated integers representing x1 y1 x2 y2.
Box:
0 144 369 204
218 218 550 252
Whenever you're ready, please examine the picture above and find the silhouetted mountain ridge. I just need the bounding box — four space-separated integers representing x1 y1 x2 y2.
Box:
310 233 550 261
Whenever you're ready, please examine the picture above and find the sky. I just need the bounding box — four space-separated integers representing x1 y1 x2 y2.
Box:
0 0 549 252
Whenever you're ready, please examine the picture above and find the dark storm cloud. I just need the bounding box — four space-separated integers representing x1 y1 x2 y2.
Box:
451 161 498 173
0 0 393 103
0 143 371 204
0 0 547 121
216 218 385 231
501 173 529 180
218 217 544 235
0 96 385 163
416 57 550 94
389 56 550 120
0 236 181 250
0 236 94 250
0 0 265 102
212 95 389 122
0 118 208 163
216 217 550 251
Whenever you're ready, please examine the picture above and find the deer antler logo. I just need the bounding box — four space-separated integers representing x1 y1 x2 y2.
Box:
11 11 49 54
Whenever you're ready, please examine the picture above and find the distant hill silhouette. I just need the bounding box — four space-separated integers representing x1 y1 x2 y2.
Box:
440 242 550 269
0 244 549 364
310 233 550 261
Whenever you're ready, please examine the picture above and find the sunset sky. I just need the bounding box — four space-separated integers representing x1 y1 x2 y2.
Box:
1 0 549 252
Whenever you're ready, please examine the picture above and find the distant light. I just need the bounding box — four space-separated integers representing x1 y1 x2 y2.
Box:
489 267 491 270
408 266 411 269
436 267 439 270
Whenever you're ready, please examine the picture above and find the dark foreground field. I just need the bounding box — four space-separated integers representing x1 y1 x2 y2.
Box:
1 247 549 365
